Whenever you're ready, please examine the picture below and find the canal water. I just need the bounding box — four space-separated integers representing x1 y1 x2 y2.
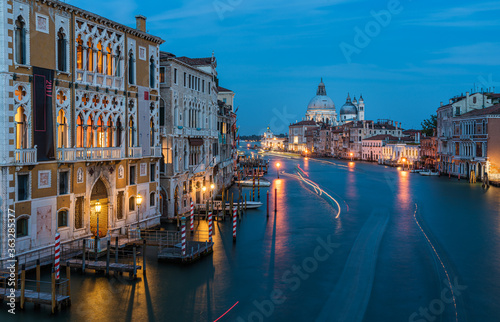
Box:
3 154 500 321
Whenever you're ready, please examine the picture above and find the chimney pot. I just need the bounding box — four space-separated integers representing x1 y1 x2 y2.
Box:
135 15 147 32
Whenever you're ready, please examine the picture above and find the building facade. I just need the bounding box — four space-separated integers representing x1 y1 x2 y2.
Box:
1 0 164 259
158 52 219 219
288 120 319 152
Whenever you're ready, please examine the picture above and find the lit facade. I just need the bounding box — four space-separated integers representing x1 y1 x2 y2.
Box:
0 0 164 259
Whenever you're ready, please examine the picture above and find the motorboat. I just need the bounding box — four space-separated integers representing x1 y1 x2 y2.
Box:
235 180 271 187
420 171 439 176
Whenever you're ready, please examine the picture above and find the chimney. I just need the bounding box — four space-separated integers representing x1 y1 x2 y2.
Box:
440 102 443 107
135 15 147 32
449 99 453 104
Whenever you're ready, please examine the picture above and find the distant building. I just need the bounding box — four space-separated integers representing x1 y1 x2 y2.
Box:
420 136 438 169
288 120 319 152
262 127 286 150
362 135 399 162
449 103 500 181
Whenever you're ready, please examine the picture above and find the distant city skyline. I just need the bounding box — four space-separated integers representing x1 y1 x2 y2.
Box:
70 0 500 135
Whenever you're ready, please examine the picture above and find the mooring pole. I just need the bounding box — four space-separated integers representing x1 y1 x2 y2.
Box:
275 188 277 215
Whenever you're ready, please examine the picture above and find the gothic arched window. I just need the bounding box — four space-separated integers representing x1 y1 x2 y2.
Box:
128 50 135 84
15 106 27 149
77 114 84 148
15 17 26 65
57 29 67 72
149 56 155 88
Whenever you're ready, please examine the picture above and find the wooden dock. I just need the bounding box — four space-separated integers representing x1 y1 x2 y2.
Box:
158 241 214 263
0 287 70 306
63 260 141 277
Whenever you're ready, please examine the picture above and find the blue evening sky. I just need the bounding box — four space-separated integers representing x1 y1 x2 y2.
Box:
69 0 500 135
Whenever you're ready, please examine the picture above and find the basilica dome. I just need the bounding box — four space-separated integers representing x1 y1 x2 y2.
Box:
307 79 336 111
340 94 357 115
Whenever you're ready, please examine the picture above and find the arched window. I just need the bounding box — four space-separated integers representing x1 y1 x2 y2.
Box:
15 17 26 65
129 196 136 211
86 116 94 147
115 48 122 77
76 114 84 148
107 119 113 147
116 117 122 147
97 41 103 74
106 46 113 76
159 99 165 127
57 210 68 228
149 56 155 88
87 39 94 72
129 117 135 147
128 51 135 84
17 217 28 238
57 110 68 148
57 29 67 72
76 35 84 70
150 118 155 147
15 106 27 149
150 192 155 207
96 116 104 147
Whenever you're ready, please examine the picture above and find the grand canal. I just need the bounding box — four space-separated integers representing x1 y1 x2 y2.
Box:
4 153 500 321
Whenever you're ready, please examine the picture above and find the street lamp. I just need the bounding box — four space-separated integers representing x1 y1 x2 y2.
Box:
210 183 215 210
95 200 101 257
137 194 143 224
401 157 407 171
276 162 281 179
350 152 354 161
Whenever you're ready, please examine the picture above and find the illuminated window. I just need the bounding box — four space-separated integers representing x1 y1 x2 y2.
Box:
86 116 94 147
76 114 84 148
107 119 113 147
57 110 68 148
106 46 113 76
150 118 155 147
15 106 27 149
87 39 94 71
129 117 135 147
75 197 84 229
97 41 103 74
76 36 83 70
96 116 104 148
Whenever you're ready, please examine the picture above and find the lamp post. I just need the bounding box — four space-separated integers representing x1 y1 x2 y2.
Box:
210 183 215 210
402 157 407 171
202 186 207 203
95 200 101 257
276 162 281 179
136 194 143 226
350 152 354 161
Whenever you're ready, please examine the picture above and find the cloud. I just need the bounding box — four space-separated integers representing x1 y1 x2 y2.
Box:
428 43 500 66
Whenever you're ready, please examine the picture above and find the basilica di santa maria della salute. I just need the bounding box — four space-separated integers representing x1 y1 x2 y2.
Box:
305 79 365 125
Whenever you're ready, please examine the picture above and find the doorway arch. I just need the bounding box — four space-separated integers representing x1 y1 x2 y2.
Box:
90 177 109 237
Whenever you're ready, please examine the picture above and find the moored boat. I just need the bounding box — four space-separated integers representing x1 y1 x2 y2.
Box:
235 180 271 187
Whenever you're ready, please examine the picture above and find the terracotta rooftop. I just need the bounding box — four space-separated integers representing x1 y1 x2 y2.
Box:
364 134 399 141
459 103 500 117
176 56 213 66
218 86 233 92
290 120 318 126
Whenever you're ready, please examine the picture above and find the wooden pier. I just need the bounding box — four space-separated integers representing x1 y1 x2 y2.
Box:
158 241 214 263
63 260 141 278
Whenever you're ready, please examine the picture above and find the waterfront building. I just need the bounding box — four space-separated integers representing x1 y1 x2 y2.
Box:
420 136 438 169
262 127 286 151
437 92 500 175
381 139 421 166
361 135 399 162
449 104 500 181
288 120 319 152
0 0 164 259
158 52 223 219
216 89 238 189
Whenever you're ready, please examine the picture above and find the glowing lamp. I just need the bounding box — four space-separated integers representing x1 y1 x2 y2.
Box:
202 186 207 192
95 200 101 213
210 184 215 190
136 194 143 206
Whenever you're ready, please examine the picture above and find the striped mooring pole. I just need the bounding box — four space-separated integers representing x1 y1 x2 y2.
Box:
54 232 61 280
190 201 194 234
208 211 213 243
181 217 187 257
232 207 237 242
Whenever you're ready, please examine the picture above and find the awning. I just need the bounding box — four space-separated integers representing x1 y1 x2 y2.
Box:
189 138 204 146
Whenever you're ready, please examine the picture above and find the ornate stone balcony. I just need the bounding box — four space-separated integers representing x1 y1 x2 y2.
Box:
128 147 142 158
14 148 37 165
57 147 124 162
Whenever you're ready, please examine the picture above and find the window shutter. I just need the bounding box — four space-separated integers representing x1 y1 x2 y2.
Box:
21 28 26 64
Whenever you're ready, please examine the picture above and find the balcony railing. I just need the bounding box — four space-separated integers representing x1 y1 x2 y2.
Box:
56 147 123 162
14 148 37 165
150 146 162 158
128 147 142 158
76 70 124 90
